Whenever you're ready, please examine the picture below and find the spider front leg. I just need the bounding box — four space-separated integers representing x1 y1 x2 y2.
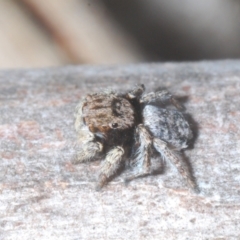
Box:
96 146 125 190
126 84 145 99
76 140 103 163
140 89 183 109
125 124 153 182
153 138 198 192
75 125 103 163
74 100 103 162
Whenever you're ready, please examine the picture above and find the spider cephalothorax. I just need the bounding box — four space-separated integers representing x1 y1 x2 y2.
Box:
75 84 197 191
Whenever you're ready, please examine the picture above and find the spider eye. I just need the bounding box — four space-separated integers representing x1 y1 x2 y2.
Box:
111 123 118 128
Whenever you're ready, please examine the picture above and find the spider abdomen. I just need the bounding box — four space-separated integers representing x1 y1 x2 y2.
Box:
143 105 192 149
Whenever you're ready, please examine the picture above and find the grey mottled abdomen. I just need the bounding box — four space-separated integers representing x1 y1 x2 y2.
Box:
143 105 192 149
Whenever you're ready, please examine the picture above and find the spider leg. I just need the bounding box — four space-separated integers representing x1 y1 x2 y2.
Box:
96 146 125 190
126 84 145 99
153 138 198 192
75 140 103 163
125 124 153 182
140 90 183 109
74 99 85 132
74 99 103 162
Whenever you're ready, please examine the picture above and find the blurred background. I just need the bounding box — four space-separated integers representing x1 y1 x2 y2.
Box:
1 0 240 69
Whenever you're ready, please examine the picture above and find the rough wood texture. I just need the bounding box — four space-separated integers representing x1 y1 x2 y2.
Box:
1 60 240 239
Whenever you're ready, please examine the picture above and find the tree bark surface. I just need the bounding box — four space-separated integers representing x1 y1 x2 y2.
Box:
0 60 240 239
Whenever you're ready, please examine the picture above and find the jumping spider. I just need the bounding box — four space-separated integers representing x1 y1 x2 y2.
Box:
75 84 197 191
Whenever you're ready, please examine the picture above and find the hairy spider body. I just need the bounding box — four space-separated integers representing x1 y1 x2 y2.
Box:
75 84 197 191
143 105 192 149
